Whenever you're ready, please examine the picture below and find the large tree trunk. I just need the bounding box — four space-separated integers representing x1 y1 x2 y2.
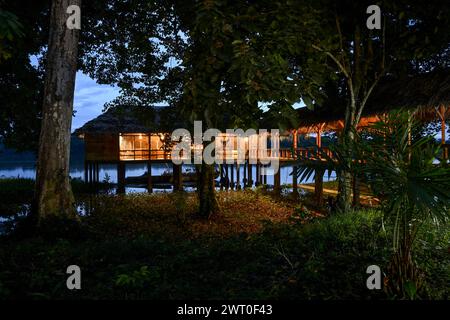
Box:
336 104 355 213
35 0 81 223
198 162 218 218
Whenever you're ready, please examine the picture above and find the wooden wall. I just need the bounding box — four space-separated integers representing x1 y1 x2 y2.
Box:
84 133 119 162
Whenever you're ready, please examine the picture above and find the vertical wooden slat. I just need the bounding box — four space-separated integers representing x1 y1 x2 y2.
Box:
147 161 153 193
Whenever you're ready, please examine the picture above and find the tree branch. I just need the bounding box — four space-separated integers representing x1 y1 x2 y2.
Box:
312 44 349 78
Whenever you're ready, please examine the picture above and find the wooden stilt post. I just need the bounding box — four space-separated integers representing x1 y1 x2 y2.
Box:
223 164 228 190
315 168 324 206
259 163 263 186
92 163 96 183
117 162 125 194
89 162 93 185
292 165 298 198
248 163 253 188
96 163 100 183
263 165 267 185
173 164 182 191
274 168 281 194
84 161 88 183
230 164 234 190
255 163 260 186
147 161 153 193
243 162 247 189
236 164 240 190
219 164 224 191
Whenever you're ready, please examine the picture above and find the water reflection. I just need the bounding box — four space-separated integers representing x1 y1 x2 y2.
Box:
0 161 336 194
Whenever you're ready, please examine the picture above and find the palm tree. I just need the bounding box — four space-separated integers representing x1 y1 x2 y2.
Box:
355 111 450 298
294 110 450 298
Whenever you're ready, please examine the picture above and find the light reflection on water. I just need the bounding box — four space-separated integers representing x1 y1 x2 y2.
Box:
0 162 337 234
0 161 336 194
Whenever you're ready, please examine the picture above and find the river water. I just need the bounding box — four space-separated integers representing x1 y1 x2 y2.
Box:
0 161 336 193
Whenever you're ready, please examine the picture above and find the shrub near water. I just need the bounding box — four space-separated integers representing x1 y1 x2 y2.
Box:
0 178 34 218
0 182 447 299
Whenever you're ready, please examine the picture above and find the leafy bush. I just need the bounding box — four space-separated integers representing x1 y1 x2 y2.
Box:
0 186 447 300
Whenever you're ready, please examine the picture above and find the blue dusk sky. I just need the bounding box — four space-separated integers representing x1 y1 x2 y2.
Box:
73 72 120 130
31 56 305 132
72 72 304 132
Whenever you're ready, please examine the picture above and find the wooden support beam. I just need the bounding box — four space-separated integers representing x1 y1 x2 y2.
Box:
84 161 88 183
274 168 281 194
243 162 247 189
315 168 324 206
117 162 126 194
147 161 153 193
230 164 234 190
263 165 267 185
173 164 182 191
292 165 298 197
96 163 100 183
89 163 93 185
255 163 260 186
92 163 96 183
259 164 264 185
219 164 224 191
247 163 253 188
236 164 241 190
224 164 230 190
293 129 298 158
316 127 322 148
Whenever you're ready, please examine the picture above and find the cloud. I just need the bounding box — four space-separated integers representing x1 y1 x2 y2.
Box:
73 72 120 131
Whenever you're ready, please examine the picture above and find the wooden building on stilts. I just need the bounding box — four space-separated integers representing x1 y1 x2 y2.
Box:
74 70 449 203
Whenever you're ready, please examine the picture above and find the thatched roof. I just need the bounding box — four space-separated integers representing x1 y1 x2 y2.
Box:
74 105 185 135
76 70 449 136
296 70 450 132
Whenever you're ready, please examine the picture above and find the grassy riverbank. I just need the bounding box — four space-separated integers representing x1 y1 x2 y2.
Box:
0 178 448 300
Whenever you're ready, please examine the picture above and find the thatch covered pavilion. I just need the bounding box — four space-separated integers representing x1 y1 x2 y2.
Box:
286 70 449 204
290 70 449 154
75 70 449 197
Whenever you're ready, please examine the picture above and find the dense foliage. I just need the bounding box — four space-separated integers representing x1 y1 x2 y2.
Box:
0 181 448 300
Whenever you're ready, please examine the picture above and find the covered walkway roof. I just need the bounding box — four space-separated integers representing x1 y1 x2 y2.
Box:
293 70 450 134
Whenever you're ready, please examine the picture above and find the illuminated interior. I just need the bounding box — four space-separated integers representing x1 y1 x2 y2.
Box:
118 132 274 161
119 134 150 160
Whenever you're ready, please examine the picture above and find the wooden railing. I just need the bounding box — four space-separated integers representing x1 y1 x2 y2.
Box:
119 147 333 162
276 147 332 160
